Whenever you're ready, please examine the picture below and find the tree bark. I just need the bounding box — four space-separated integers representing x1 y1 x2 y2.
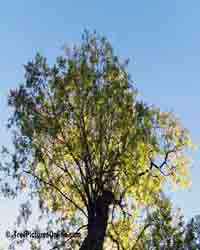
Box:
79 190 114 250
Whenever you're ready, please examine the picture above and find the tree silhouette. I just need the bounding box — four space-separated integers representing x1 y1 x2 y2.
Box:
1 30 194 250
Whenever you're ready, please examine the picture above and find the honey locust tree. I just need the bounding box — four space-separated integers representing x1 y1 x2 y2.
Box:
2 31 194 250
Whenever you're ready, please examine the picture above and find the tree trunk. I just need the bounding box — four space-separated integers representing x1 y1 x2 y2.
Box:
79 191 114 250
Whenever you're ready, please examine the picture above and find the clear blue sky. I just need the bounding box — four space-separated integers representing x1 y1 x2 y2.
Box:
0 0 200 248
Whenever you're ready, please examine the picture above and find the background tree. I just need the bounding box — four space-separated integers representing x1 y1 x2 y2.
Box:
1 30 194 250
138 200 200 250
184 215 200 250
137 196 186 250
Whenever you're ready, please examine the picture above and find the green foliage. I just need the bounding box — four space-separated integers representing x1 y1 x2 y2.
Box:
140 197 185 250
137 199 200 250
1 30 195 250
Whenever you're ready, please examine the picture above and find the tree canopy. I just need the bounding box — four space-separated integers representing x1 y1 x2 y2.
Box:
1 30 194 250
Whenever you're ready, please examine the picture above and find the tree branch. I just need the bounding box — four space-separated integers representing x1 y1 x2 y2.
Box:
24 170 87 217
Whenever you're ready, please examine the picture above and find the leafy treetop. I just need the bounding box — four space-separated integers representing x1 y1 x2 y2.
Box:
2 30 194 250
